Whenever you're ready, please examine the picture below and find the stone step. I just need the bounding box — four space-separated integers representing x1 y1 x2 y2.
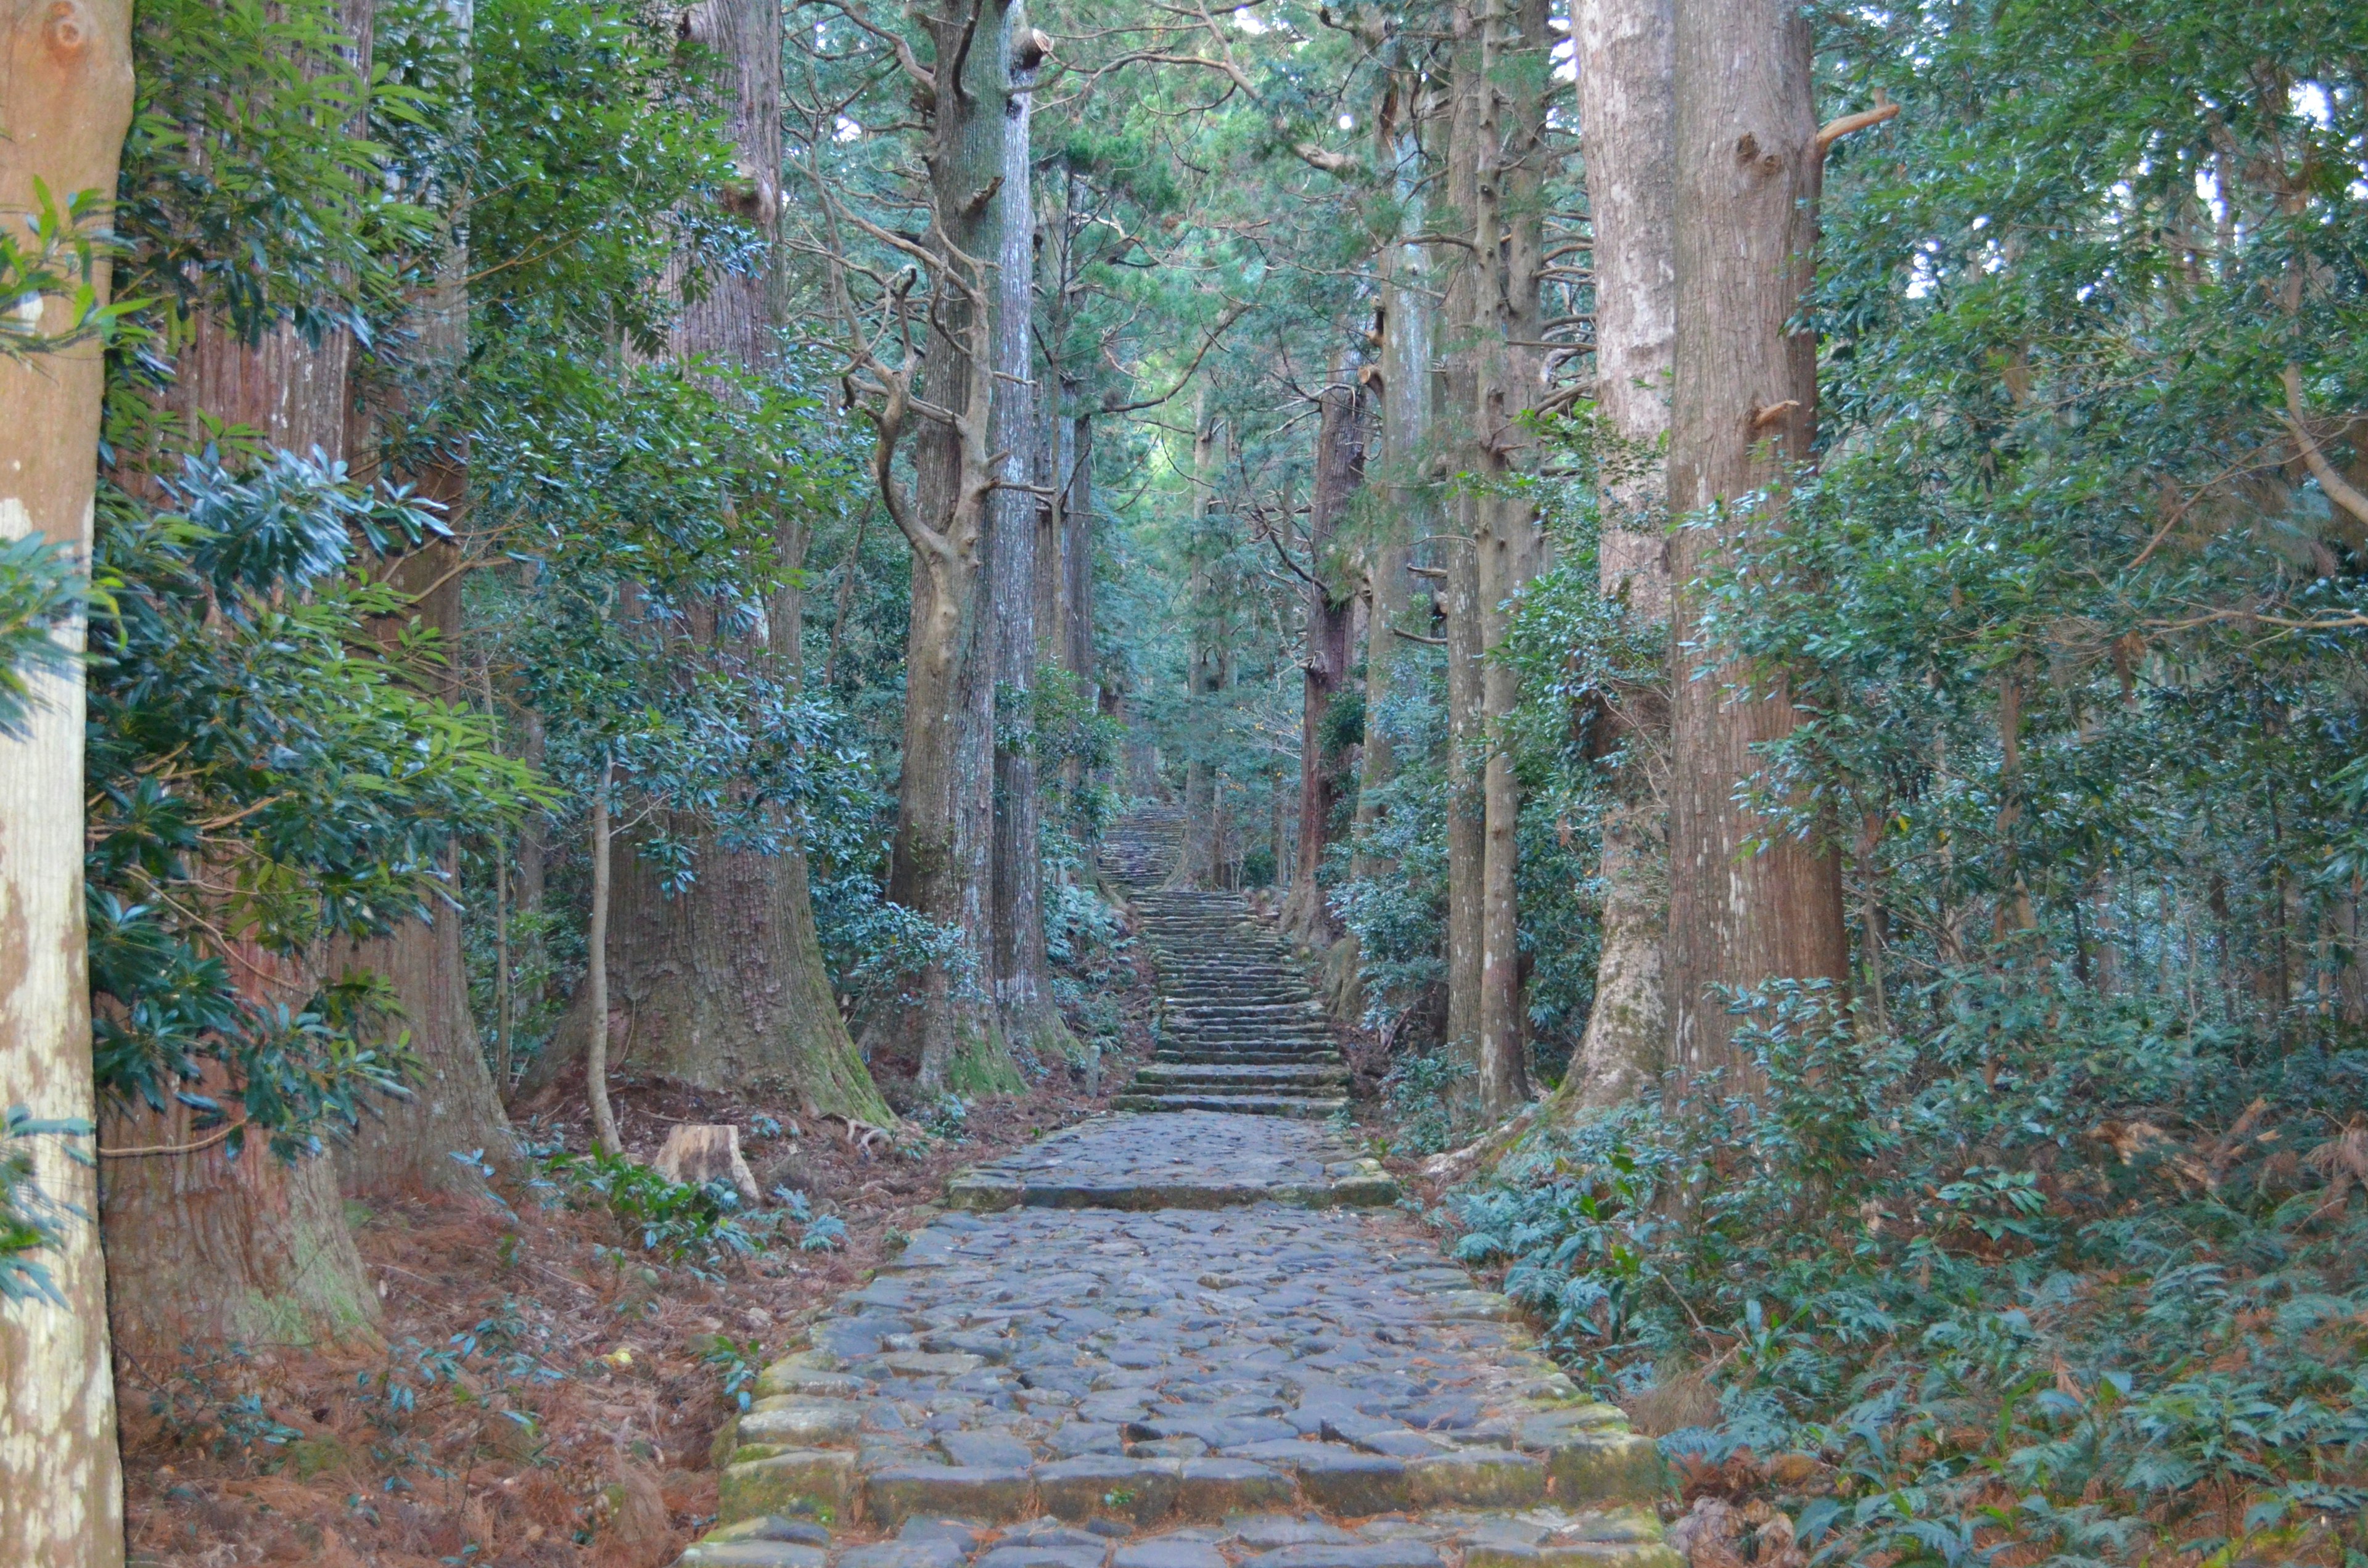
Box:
1114 1093 1347 1119
1136 1062 1348 1083
1155 1049 1344 1066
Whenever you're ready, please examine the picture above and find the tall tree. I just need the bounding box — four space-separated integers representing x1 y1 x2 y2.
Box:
1282 358 1367 942
542 0 893 1119
987 20 1072 1061
1439 14 1489 1084
1349 57 1436 901
1472 0 1552 1118
1557 0 1675 1110
1664 0 1849 1088
822 0 1031 1094
337 0 519 1194
0 0 135 1558
101 0 390 1368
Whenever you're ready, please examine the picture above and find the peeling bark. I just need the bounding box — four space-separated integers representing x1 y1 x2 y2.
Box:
0 0 134 1556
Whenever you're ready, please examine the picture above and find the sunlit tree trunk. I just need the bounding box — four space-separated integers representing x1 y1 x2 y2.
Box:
1282 361 1367 943
1664 0 1848 1091
0 2 134 1558
1555 0 1674 1113
102 0 386 1375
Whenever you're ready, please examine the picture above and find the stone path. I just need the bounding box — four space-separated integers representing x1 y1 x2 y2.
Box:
944 1114 1396 1213
685 1128 1675 1567
673 815 1677 1568
1104 819 1348 1119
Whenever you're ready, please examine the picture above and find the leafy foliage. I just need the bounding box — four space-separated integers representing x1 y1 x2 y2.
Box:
85 452 535 1157
0 1109 96 1307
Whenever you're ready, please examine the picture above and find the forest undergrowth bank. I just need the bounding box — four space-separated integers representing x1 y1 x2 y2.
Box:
1387 982 2368 1568
115 972 1157 1568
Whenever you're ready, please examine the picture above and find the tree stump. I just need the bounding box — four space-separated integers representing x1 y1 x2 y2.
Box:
652 1124 762 1204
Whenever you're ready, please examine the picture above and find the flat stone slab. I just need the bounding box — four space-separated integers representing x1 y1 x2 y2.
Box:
946 1113 1394 1211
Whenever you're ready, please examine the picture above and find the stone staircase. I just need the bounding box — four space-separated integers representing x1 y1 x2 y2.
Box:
1099 812 1349 1120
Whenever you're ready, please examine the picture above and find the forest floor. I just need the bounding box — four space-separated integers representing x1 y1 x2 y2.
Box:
118 961 1162 1567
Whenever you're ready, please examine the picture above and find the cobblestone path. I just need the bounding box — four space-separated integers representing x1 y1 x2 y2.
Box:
684 1127 1680 1568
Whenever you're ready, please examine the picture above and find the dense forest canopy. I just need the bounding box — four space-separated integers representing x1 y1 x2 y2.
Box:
3 0 2367 1563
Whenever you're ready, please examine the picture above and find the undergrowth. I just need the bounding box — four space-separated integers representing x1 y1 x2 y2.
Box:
1436 977 2368 1567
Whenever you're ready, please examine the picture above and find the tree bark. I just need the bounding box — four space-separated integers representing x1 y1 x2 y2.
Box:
987 37 1073 1064
1440 16 1487 1084
102 0 385 1378
337 192 517 1188
880 1 1030 1096
1181 392 1227 889
1064 406 1095 682
0 1 134 1556
1664 0 1848 1091
531 0 890 1120
1350 70 1434 901
1282 361 1367 943
1554 0 1675 1114
586 758 620 1154
1473 0 1552 1119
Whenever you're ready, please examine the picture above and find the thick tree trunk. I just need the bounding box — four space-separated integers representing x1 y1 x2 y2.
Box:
0 3 134 1557
987 43 1072 1064
1064 408 1095 681
1664 0 1848 1091
536 0 889 1119
101 1045 384 1374
339 255 517 1189
1282 364 1367 943
1553 0 1676 1115
1443 519 1486 1073
881 1 1029 1096
103 0 385 1376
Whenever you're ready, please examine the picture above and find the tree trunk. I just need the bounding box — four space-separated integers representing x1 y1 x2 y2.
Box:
334 0 512 1196
0 2 134 1556
337 547 514 1194
1283 362 1367 943
1181 393 1227 889
1553 0 1675 1114
1664 0 1848 1091
1064 408 1095 682
1350 76 1434 898
1472 0 1552 1119
987 39 1072 1064
1440 20 1487 1083
102 0 385 1376
586 759 620 1154
533 0 890 1119
881 1 1030 1096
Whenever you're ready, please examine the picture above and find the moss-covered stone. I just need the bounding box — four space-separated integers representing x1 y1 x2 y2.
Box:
717 1450 858 1525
